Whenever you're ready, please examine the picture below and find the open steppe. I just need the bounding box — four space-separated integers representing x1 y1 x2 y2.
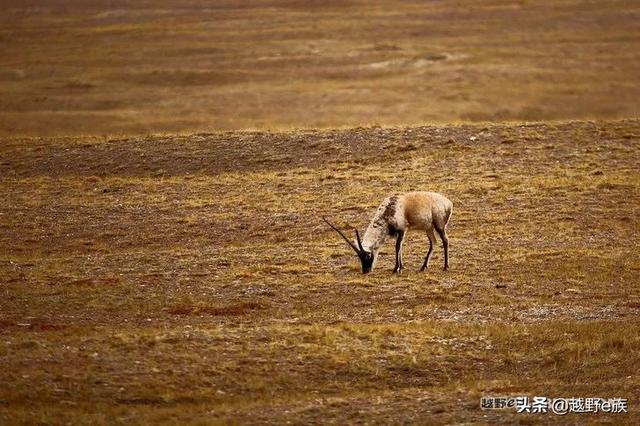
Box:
1 120 639 423
2 0 640 423
1 0 639 136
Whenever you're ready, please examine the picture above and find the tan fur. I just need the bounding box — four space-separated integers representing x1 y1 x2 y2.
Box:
392 191 453 272
359 191 453 273
326 191 453 273
401 191 453 232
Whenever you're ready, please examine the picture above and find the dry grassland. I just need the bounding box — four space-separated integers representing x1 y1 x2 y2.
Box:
1 0 639 136
1 120 639 423
2 0 640 423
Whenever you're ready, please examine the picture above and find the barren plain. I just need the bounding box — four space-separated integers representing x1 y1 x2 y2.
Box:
1 120 640 423
1 0 639 135
1 0 640 424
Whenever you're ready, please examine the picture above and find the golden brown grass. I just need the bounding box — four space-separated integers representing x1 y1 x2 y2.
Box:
1 0 639 136
2 1 639 422
1 120 639 423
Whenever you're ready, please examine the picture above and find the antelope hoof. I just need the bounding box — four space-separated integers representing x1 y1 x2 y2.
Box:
392 267 403 274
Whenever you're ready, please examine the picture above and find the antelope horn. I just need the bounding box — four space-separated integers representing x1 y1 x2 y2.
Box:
322 216 361 254
354 228 365 253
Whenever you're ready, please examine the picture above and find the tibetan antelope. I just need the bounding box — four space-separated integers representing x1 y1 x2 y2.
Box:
323 191 452 274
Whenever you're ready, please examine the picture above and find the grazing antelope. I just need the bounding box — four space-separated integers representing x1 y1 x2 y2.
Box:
323 191 452 274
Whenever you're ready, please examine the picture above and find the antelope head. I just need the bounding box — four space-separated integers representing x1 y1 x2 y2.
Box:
323 216 374 274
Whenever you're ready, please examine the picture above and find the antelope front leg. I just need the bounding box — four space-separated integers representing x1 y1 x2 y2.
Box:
420 229 436 272
392 230 405 274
